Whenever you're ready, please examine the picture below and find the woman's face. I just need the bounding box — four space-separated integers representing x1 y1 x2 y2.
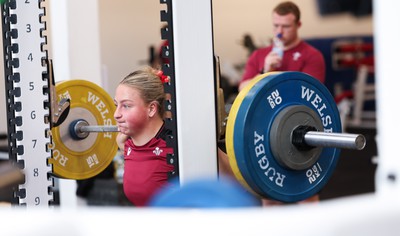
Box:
114 84 150 137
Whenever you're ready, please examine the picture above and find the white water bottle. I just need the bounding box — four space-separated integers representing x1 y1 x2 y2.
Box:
272 33 284 59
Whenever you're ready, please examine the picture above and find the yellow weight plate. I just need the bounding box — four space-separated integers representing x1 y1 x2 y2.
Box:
225 72 280 196
50 80 118 180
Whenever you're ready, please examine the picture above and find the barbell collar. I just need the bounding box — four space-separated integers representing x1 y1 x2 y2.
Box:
303 131 366 150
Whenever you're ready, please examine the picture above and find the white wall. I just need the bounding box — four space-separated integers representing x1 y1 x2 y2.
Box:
97 0 373 97
98 0 163 96
0 0 373 133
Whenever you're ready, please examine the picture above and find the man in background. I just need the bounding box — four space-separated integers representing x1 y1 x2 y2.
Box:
239 1 325 91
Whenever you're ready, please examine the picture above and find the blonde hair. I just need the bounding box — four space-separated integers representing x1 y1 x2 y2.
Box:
120 66 166 117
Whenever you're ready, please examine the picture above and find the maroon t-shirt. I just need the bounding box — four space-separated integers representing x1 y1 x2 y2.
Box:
123 126 174 206
241 41 326 84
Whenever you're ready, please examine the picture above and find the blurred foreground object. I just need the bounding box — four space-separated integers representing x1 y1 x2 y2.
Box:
0 162 24 189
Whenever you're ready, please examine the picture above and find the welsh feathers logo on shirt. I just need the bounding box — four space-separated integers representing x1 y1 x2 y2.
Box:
292 52 301 61
127 147 132 156
153 147 163 156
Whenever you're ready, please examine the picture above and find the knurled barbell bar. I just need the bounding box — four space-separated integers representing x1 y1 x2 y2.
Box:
70 122 364 150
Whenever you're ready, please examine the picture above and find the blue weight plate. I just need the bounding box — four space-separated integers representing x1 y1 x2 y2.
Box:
233 72 341 202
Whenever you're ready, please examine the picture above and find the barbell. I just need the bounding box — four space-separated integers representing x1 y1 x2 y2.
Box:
49 72 366 202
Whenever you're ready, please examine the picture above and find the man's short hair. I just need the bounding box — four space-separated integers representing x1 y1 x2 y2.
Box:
273 1 301 22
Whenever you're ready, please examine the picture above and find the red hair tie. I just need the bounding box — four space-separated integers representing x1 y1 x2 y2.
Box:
157 70 169 83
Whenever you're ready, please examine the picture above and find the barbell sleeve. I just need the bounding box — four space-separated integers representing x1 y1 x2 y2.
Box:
303 131 366 150
78 125 119 133
70 120 118 140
